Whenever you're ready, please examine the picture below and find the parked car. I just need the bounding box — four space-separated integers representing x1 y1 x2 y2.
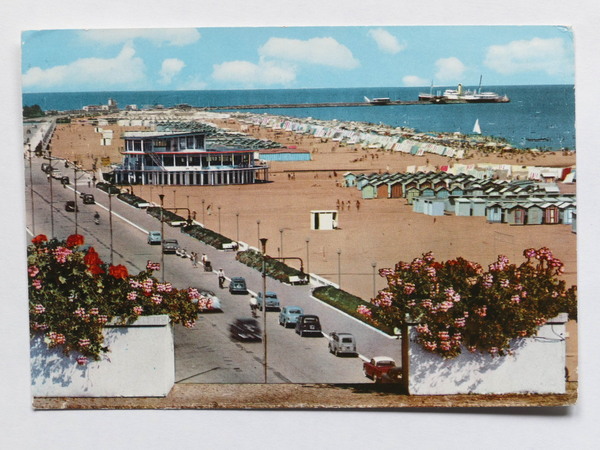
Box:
60 176 70 185
64 201 78 212
328 332 357 356
229 318 261 341
278 306 304 328
295 314 322 337
147 231 162 245
229 277 248 294
162 238 179 254
363 356 396 382
190 290 222 312
41 163 50 173
82 194 95 204
256 291 281 311
381 366 403 384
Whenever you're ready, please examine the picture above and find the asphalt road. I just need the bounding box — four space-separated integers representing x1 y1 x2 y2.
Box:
25 154 403 384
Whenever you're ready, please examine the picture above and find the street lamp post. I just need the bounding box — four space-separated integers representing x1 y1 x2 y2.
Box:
259 238 268 384
256 219 261 248
236 212 240 243
109 191 114 265
202 199 205 225
27 145 35 235
218 206 221 233
279 228 284 257
173 189 176 208
371 262 377 299
48 150 55 238
159 194 165 282
337 249 342 288
73 165 78 235
305 238 310 275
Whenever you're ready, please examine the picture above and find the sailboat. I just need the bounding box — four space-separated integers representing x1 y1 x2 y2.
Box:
473 118 482 134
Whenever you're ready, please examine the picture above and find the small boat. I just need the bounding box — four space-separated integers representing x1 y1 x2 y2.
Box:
473 119 481 134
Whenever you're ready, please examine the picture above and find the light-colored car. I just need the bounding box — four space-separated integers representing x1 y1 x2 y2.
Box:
162 238 178 254
328 332 357 356
278 306 304 328
147 231 162 245
256 291 281 311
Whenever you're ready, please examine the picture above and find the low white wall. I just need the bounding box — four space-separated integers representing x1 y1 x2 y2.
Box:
406 314 568 395
31 315 175 398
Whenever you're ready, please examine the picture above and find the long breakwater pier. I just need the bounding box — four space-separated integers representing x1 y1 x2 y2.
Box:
203 100 426 110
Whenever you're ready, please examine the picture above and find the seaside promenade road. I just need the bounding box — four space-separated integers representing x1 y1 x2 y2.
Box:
25 156 403 384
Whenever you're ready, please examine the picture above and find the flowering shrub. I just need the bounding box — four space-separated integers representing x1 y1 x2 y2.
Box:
359 249 577 359
28 234 210 364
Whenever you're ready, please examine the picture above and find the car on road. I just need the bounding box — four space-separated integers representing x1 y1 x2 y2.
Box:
363 356 396 382
229 277 248 294
381 366 403 384
147 231 162 245
60 176 70 185
278 306 304 328
82 194 95 204
328 332 357 356
256 291 281 311
295 314 322 337
229 318 261 341
162 238 179 254
64 201 78 212
51 170 63 180
190 289 222 312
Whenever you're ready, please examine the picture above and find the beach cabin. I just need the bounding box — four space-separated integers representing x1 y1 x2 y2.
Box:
572 211 577 233
471 198 487 217
405 186 421 205
435 186 450 199
526 204 544 225
412 196 427 214
389 180 404 198
559 203 576 225
310 210 338 230
361 182 378 199
376 181 389 199
486 202 505 223
343 172 358 187
455 198 472 216
542 203 560 224
423 198 446 216
506 205 528 225
421 186 435 197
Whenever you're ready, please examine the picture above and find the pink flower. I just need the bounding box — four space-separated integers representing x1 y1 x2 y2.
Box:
511 295 521 304
76 356 88 366
89 308 99 315
146 261 161 271
28 265 40 278
32 279 42 290
78 338 91 348
157 282 173 293
97 315 108 324
133 306 144 315
53 246 73 264
151 294 163 305
129 279 142 289
127 291 138 301
357 305 372 317
33 304 45 314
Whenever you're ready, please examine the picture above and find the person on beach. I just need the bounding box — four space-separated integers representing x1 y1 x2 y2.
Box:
217 268 225 289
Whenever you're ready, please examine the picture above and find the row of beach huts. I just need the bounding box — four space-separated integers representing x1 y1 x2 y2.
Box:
344 171 576 230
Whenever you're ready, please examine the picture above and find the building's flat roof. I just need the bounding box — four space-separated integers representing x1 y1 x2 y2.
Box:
122 131 203 138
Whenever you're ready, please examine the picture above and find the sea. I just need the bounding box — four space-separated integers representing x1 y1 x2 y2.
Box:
23 85 575 151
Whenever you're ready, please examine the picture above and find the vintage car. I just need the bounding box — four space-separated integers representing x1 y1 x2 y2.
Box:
82 194 95 204
64 201 78 212
328 332 357 356
162 238 179 254
256 291 281 311
363 356 396 382
147 231 162 245
229 318 261 341
294 314 322 337
278 306 304 328
229 277 248 294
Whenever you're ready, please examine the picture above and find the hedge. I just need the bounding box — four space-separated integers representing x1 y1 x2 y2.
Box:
96 182 121 195
146 206 186 224
312 285 394 335
117 192 150 208
236 249 305 284
181 224 233 249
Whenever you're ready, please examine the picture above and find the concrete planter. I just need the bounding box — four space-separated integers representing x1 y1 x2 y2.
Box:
402 313 568 395
31 315 174 398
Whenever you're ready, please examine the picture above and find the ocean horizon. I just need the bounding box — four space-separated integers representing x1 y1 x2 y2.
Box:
23 84 575 150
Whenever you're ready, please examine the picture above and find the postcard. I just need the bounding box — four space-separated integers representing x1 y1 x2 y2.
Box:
22 25 577 409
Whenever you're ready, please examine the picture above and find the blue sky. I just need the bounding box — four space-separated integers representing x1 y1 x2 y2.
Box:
21 26 574 93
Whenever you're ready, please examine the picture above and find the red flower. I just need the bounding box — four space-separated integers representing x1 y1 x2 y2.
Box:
31 234 48 245
88 264 105 276
66 234 85 248
84 247 103 267
109 264 129 279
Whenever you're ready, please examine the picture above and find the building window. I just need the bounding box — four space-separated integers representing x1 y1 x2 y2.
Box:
176 156 187 167
186 136 194 149
222 154 232 165
195 135 204 149
209 155 220 166
133 140 142 151
163 155 174 166
190 156 201 166
179 138 186 150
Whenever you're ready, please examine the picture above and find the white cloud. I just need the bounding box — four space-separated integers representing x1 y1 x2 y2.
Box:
212 60 296 87
435 57 466 82
23 45 145 90
484 37 572 76
403 75 430 87
259 37 359 69
368 29 406 54
81 28 201 46
159 58 185 84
